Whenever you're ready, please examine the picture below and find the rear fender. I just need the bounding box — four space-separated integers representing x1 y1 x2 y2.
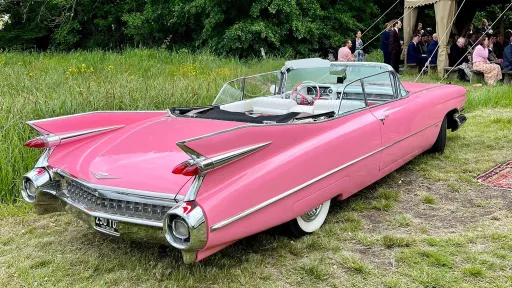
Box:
27 111 169 135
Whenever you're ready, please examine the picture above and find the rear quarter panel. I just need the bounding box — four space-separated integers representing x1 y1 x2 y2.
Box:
183 110 382 257
407 83 467 126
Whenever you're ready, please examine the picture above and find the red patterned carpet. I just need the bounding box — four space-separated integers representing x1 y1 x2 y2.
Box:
476 161 512 191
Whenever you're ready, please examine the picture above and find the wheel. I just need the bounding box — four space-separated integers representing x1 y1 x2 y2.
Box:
427 116 447 154
286 199 331 238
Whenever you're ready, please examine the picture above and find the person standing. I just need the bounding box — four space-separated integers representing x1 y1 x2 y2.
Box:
480 19 493 35
390 20 402 73
415 23 424 36
503 36 512 71
472 36 502 86
351 30 365 62
338 40 355 62
427 33 439 65
381 22 392 65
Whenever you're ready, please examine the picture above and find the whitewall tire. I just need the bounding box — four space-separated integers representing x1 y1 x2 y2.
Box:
287 199 331 237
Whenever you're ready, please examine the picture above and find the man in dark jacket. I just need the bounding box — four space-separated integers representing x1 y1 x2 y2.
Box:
407 35 428 73
449 37 468 67
449 37 469 81
390 20 402 73
503 36 512 71
381 23 391 65
427 33 439 65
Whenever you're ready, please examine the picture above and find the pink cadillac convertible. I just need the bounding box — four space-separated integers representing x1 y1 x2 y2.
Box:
21 59 466 264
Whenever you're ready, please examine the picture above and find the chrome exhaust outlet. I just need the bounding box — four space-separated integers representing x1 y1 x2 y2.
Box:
451 113 467 132
163 202 207 264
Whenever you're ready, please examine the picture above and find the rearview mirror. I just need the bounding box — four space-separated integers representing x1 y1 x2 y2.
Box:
329 66 347 76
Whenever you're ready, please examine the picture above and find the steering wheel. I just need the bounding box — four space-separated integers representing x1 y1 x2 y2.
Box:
290 81 321 105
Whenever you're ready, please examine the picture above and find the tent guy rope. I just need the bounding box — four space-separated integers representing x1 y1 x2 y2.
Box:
361 0 401 37
439 2 512 83
360 0 428 51
413 0 467 82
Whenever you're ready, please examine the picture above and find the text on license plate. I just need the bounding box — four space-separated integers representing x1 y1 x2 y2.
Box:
94 217 119 236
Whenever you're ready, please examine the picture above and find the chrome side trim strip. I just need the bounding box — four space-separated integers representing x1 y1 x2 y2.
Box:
59 125 125 141
199 142 272 171
38 125 125 148
26 111 168 124
210 121 440 232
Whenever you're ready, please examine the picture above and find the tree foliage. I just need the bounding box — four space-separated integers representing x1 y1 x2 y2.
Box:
0 0 400 57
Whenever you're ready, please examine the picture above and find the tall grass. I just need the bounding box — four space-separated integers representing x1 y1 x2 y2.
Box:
0 49 284 203
1 50 512 203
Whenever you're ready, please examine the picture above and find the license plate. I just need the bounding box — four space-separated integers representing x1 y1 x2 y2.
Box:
94 217 119 236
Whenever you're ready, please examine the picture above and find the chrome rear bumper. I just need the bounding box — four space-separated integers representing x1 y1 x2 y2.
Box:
33 188 169 245
21 167 207 264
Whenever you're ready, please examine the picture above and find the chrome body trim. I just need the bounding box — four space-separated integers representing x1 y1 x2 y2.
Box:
66 204 167 245
210 121 441 232
26 111 168 125
34 148 54 168
55 168 184 201
25 179 167 227
183 174 205 202
34 125 125 148
200 142 272 171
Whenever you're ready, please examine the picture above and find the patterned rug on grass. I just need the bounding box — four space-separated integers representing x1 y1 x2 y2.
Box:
475 160 512 191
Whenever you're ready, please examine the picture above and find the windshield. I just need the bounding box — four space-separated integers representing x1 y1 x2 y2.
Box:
284 63 392 93
212 62 396 105
213 71 282 105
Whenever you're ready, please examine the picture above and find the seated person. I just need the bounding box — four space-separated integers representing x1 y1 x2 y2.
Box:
449 37 470 81
472 36 502 86
449 37 469 67
503 36 512 71
407 35 428 72
427 33 439 65
418 34 429 55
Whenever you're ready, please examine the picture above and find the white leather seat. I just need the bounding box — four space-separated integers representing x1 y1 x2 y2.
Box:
252 98 297 114
313 100 365 114
288 105 314 114
313 100 340 114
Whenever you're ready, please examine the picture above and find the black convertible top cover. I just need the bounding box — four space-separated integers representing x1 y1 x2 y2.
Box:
192 107 300 124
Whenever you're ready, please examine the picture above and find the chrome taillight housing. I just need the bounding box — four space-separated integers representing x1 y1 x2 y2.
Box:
163 201 207 263
21 168 52 203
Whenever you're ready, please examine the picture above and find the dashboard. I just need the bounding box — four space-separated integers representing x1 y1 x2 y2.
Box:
306 86 336 99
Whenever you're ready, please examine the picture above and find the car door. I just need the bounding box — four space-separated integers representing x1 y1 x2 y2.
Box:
366 72 426 172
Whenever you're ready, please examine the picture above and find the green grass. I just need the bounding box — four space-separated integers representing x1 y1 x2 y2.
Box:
1 50 512 287
0 49 284 203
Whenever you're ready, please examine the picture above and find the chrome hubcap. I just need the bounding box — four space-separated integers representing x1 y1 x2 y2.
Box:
300 204 323 222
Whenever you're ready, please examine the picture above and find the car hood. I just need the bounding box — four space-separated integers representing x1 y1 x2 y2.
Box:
48 116 245 197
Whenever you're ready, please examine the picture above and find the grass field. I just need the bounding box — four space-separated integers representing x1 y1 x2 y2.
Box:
1 50 512 287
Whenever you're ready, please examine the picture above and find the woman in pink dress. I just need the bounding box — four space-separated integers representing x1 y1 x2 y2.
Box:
338 40 355 62
472 36 502 86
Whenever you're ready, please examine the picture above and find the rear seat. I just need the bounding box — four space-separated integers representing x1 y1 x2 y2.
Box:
252 98 297 114
313 100 365 114
220 97 366 116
